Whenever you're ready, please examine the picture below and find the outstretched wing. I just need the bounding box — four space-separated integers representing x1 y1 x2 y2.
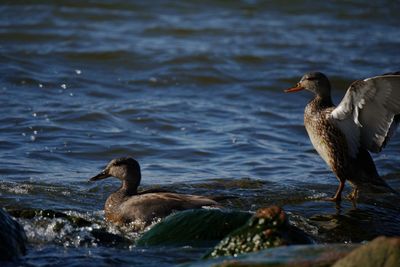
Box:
331 74 400 155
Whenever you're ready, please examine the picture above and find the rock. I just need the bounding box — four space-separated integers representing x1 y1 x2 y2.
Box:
0 208 27 261
7 208 131 248
190 243 356 267
90 229 132 247
333 236 400 267
137 209 252 246
8 208 92 227
205 206 313 258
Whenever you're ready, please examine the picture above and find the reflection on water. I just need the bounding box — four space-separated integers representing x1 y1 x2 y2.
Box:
1 0 400 266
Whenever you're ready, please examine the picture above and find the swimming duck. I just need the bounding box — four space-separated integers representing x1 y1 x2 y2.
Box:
89 157 220 225
285 72 400 202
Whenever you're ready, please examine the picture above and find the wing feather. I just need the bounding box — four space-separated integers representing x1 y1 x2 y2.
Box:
331 74 400 154
333 116 360 158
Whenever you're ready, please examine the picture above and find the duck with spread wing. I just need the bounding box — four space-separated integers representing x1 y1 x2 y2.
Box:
285 72 400 202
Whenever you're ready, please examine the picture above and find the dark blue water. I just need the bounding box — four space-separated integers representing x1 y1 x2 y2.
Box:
1 1 400 266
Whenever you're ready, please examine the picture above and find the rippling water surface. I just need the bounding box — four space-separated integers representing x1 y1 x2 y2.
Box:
1 1 400 266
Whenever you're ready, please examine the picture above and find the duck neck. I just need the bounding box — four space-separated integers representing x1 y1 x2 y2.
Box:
104 175 140 218
120 179 138 196
312 93 334 108
120 172 141 196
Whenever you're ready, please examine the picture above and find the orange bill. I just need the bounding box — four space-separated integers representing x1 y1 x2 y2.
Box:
284 86 304 93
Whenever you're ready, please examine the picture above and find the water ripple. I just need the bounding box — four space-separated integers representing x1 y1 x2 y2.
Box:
1 1 400 265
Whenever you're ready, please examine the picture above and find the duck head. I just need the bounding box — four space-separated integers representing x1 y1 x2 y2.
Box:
89 157 142 192
285 72 331 98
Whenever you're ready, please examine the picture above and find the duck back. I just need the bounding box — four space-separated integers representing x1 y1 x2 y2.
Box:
106 192 219 225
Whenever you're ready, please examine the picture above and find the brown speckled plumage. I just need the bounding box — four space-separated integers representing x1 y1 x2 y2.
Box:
304 95 387 200
90 157 219 226
305 97 349 180
286 72 398 201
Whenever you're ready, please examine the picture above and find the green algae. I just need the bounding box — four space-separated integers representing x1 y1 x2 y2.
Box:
137 209 252 246
205 206 312 258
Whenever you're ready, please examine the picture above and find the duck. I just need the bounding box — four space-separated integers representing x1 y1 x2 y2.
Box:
285 72 400 202
89 157 220 225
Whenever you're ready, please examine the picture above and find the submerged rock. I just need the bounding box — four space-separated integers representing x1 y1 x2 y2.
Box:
7 208 131 248
137 209 251 246
8 208 92 227
333 236 400 267
90 228 132 247
0 208 27 261
205 206 313 258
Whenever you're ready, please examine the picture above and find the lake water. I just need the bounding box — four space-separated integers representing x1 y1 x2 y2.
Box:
1 1 400 266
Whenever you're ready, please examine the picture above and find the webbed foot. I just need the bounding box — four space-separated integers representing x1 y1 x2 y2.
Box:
347 188 359 200
323 180 345 202
323 196 342 202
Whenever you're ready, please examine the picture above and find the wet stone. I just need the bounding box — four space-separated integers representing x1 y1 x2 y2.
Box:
91 228 132 247
205 206 313 258
0 208 27 261
8 208 92 228
137 209 252 246
333 236 400 267
6 208 129 248
192 243 356 267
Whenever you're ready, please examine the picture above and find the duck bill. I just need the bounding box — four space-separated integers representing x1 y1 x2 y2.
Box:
89 170 110 181
284 86 304 93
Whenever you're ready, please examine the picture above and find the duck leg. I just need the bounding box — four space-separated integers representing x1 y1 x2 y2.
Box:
347 187 359 200
325 180 345 202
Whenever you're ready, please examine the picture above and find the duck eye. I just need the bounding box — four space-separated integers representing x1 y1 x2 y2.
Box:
306 77 317 81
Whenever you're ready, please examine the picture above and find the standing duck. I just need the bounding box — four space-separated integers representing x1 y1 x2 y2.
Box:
89 157 219 225
285 72 400 202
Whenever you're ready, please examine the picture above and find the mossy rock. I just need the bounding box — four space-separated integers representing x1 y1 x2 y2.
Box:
205 206 313 258
136 209 252 246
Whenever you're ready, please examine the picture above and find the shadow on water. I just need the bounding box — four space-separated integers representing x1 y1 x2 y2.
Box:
187 175 400 246
304 192 400 243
